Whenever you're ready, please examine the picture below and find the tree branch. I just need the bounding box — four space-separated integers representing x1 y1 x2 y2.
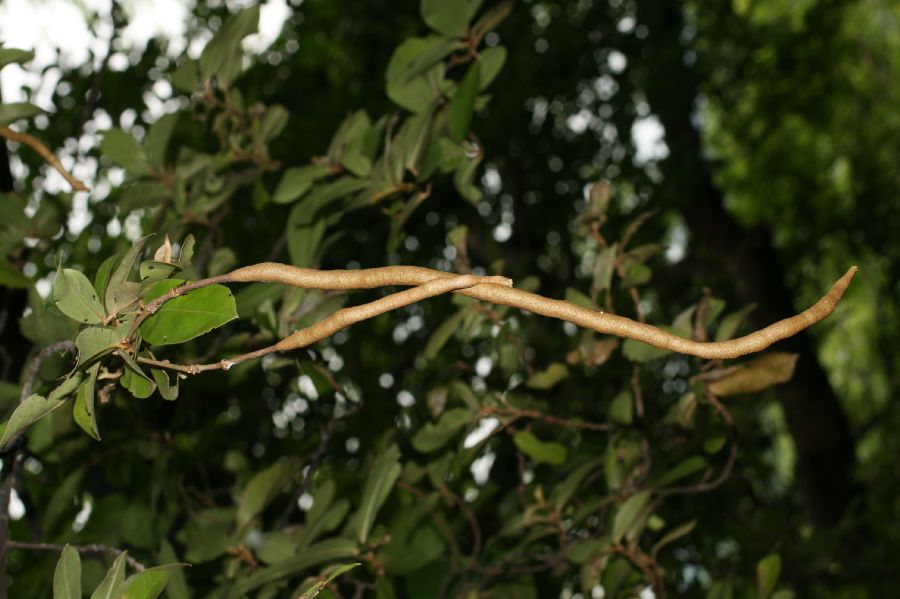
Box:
6 541 146 572
0 126 89 192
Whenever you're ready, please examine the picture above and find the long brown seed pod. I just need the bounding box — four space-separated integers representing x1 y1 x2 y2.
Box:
136 263 856 373
225 262 857 360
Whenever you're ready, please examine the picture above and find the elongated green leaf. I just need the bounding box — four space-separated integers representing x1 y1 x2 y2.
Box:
348 445 402 543
226 539 358 598
551 456 605 508
141 284 238 346
526 363 569 390
145 112 178 169
478 46 507 89
53 545 81 599
652 520 697 555
424 309 467 359
236 459 295 529
612 491 652 544
123 564 188 599
0 47 34 70
93 254 119 304
513 431 567 465
715 303 757 342
0 102 43 125
654 456 708 487
0 374 82 446
422 0 469 37
89 551 128 599
73 364 101 440
106 236 150 315
411 408 472 453
199 5 259 87
273 164 332 204
287 212 326 268
297 563 361 599
609 390 633 425
756 553 782 599
101 128 149 175
448 62 481 141
54 265 106 324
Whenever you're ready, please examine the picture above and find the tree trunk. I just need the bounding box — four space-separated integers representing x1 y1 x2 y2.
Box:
637 0 856 524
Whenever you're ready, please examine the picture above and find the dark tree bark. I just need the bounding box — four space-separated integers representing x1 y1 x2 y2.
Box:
636 0 856 524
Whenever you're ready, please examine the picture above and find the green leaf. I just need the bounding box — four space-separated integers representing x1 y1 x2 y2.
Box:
423 309 467 359
453 146 482 203
715 303 757 341
199 5 259 87
0 47 34 70
53 545 81 599
101 128 150 175
73 364 101 440
551 456 605 508
0 102 43 125
652 520 697 555
122 564 188 599
120 354 156 399
89 551 128 599
75 326 123 367
151 368 179 401
93 254 119 303
448 62 481 141
609 390 633 425
259 104 289 142
612 491 652 544
54 265 106 324
141 284 238 346
348 445 402 543
0 374 82 446
411 408 473 453
106 236 150 315
756 553 782 599
225 539 358 598
170 57 198 92
273 164 331 204
236 459 295 529
287 218 326 269
422 0 470 37
145 112 178 169
513 431 567 465
478 46 507 89
0 259 31 288
297 563 361 599
386 37 445 113
707 353 799 397
653 456 708 487
526 363 569 390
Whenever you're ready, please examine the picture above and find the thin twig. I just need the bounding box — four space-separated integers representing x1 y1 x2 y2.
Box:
6 541 146 572
478 406 614 432
20 341 76 402
0 126 89 192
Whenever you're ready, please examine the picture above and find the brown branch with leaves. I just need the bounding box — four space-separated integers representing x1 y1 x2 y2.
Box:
134 262 857 374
